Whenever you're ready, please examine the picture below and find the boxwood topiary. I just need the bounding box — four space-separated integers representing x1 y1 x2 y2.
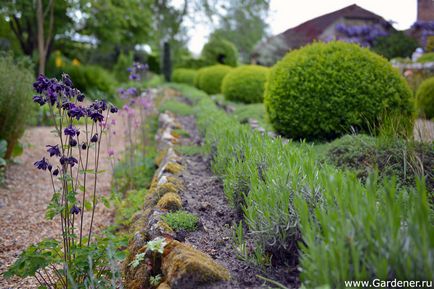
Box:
172 68 197 86
265 41 415 140
201 37 238 67
221 65 269 103
196 65 233 95
416 76 434 119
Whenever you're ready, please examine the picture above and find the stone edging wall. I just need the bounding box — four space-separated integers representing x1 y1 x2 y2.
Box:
123 111 229 289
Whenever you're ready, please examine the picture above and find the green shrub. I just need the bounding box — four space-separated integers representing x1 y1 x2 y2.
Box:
265 41 415 140
221 65 269 103
416 76 434 118
177 85 433 285
372 31 418 60
63 64 118 100
201 36 238 67
417 52 434 63
113 51 134 82
195 65 232 95
161 211 198 231
172 68 197 86
0 55 34 158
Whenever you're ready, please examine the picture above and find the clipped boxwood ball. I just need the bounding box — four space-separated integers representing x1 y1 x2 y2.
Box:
196 65 233 95
416 77 434 119
201 37 238 67
221 65 269 103
172 68 197 86
194 67 206 89
265 41 414 140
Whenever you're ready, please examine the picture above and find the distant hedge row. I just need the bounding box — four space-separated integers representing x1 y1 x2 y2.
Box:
173 41 416 140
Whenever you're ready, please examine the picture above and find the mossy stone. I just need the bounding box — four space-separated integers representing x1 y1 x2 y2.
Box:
162 240 230 288
157 193 182 211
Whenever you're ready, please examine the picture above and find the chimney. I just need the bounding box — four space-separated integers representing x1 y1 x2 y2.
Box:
417 0 434 21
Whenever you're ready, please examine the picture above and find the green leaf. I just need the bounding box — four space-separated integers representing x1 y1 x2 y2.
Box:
45 193 64 220
101 196 110 208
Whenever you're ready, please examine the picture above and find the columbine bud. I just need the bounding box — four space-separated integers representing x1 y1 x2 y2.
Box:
70 205 81 215
69 138 77 147
90 133 98 143
81 142 87 150
52 168 59 176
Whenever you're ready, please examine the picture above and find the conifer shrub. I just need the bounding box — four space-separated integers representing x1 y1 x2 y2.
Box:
221 65 269 103
265 41 415 140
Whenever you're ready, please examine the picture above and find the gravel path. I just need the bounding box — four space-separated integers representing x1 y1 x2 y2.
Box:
0 114 129 288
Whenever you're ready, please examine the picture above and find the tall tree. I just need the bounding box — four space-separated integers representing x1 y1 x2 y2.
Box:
211 0 270 62
1 0 74 73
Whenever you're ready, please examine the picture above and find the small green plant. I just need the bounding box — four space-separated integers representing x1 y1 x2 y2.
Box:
0 139 7 184
175 144 207 156
149 274 162 286
161 211 199 231
147 237 167 254
172 128 190 138
129 252 146 268
417 52 434 63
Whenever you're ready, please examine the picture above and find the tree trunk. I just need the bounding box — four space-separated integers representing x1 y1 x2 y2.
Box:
36 0 46 75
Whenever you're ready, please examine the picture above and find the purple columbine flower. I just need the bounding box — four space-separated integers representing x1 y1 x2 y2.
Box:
33 95 46 106
110 105 118 113
64 125 79 137
68 105 86 120
90 133 98 143
62 73 73 87
52 168 59 176
129 73 139 80
77 93 85 102
70 205 81 215
88 110 104 122
34 157 50 170
60 156 68 165
69 138 77 147
68 157 78 167
33 74 50 93
46 145 61 157
126 87 137 96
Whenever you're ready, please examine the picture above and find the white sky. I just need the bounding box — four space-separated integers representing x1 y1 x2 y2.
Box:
187 0 417 55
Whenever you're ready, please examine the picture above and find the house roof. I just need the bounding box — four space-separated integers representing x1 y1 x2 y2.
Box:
254 4 390 56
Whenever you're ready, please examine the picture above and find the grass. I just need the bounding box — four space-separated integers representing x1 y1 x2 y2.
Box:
174 144 207 156
161 211 199 232
315 134 433 192
159 99 193 116
212 94 272 131
173 85 434 287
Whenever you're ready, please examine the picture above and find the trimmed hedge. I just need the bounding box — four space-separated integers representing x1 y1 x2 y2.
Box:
201 37 238 67
221 65 269 103
416 76 434 119
172 68 197 86
63 64 118 100
195 65 232 95
265 41 414 140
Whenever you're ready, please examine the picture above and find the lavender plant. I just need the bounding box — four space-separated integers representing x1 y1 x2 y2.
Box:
5 74 122 288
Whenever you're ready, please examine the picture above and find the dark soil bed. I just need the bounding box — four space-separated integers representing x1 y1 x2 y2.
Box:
175 115 298 289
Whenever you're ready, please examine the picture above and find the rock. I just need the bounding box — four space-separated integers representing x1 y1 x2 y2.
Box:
199 201 211 211
162 240 230 289
157 192 182 211
157 282 171 289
